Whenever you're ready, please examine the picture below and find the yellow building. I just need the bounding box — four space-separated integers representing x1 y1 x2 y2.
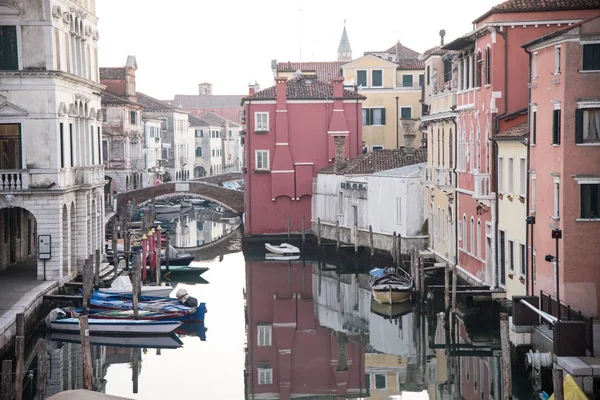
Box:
495 122 528 297
365 353 408 399
420 43 458 265
342 43 424 151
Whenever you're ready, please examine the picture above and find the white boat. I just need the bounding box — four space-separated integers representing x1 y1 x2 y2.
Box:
155 204 180 213
369 267 414 305
49 331 184 349
265 253 300 261
48 317 181 335
265 243 300 256
98 276 174 298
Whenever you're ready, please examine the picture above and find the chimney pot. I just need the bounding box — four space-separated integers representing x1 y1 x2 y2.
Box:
439 29 446 46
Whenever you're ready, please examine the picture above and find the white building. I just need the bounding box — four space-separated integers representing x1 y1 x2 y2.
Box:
0 0 105 280
189 115 221 178
312 149 427 253
143 118 163 186
197 112 242 173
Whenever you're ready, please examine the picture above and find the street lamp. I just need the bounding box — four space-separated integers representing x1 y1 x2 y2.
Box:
545 228 562 320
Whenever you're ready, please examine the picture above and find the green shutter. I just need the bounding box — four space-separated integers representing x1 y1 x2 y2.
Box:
369 108 374 126
575 108 584 144
381 108 386 125
0 26 18 70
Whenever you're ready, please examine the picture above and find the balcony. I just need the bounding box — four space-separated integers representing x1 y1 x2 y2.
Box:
75 166 105 186
0 170 29 191
435 169 453 189
473 172 493 201
421 166 434 186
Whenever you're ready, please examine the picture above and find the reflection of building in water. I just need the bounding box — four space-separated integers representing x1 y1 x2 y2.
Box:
245 260 367 399
172 212 198 248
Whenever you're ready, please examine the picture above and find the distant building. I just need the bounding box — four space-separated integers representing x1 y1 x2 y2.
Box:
241 76 365 235
198 112 242 173
189 114 222 178
170 83 244 123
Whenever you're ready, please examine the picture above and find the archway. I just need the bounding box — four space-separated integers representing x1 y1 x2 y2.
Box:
195 166 206 178
0 206 37 274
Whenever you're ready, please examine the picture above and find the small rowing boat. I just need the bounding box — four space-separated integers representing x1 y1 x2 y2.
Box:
369 267 414 304
265 243 300 256
98 276 173 298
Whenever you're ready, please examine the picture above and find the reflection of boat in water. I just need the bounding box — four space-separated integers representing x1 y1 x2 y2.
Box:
370 297 415 320
175 322 207 341
98 276 174 298
49 331 184 349
369 267 414 304
265 253 300 261
265 243 300 256
46 313 181 335
155 204 180 214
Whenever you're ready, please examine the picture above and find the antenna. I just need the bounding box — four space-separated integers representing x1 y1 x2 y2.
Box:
298 4 304 62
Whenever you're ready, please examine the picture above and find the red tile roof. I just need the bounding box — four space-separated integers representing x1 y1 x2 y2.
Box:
384 42 421 60
136 92 187 112
276 61 345 82
242 76 366 102
474 0 600 23
101 91 140 107
397 60 425 70
319 148 427 175
495 122 529 139
171 94 243 109
100 67 126 80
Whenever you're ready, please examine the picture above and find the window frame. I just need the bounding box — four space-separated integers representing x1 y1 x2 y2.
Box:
255 149 270 171
532 51 538 79
401 73 414 88
400 106 412 119
577 179 600 220
508 239 515 272
257 324 272 346
498 156 504 193
555 45 562 74
519 242 526 276
519 157 527 197
374 373 387 390
356 69 368 87
254 112 269 132
552 105 561 145
257 366 273 385
370 107 386 126
371 69 383 87
576 106 600 145
499 230 506 287
582 43 600 71
0 123 22 169
553 176 560 219
0 25 19 71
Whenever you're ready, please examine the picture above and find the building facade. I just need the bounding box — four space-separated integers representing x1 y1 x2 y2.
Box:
241 76 364 235
189 115 222 178
170 83 244 123
197 112 242 174
0 0 105 280
524 15 600 316
342 45 424 152
142 117 163 187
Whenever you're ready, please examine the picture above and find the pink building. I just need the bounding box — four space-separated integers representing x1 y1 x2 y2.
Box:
241 76 365 235
245 260 366 398
443 0 599 287
524 15 600 317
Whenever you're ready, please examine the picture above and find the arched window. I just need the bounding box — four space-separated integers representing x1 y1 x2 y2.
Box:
449 128 454 169
437 128 441 167
476 50 482 87
477 220 482 259
195 147 203 157
442 128 445 168
462 215 467 251
470 217 475 255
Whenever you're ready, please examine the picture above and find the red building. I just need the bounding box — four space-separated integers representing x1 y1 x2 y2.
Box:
443 0 599 287
241 76 365 235
170 82 245 123
245 260 366 399
524 15 600 317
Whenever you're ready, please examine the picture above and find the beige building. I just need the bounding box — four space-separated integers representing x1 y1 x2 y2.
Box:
420 40 458 265
342 43 424 152
495 122 528 297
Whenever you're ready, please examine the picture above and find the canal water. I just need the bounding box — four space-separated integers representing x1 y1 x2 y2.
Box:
1 209 542 399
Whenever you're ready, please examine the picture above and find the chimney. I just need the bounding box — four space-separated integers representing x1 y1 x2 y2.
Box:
254 81 260 92
333 136 346 173
275 76 287 109
248 83 255 95
439 29 446 46
124 55 137 102
332 76 344 107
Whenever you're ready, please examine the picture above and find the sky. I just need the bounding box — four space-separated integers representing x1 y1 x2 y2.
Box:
96 0 502 100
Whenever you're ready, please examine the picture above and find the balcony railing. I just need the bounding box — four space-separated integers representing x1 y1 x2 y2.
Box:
76 166 105 186
421 166 434 185
435 169 453 188
473 172 493 200
0 170 29 191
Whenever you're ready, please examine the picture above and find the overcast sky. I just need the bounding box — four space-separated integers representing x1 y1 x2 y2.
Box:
96 0 501 100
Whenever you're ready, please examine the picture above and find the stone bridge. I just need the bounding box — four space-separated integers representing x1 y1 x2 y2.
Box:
116 180 244 213
192 172 242 185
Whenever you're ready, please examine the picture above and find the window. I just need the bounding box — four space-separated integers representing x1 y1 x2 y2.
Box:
532 52 538 79
365 374 371 390
370 108 386 125
400 107 412 119
426 66 430 85
402 74 413 87
555 45 561 74
69 124 74 167
229 130 232 137
59 123 65 168
356 70 367 87
130 111 136 125
553 178 560 219
576 108 600 144
375 374 386 390
195 147 203 157
449 129 453 169
371 70 383 87
508 158 514 194
499 230 506 286
258 367 273 385
0 26 18 70
462 215 467 251
476 50 482 87
531 175 536 212
552 108 561 145
195 130 203 138
498 157 504 193
477 220 482 259
532 109 537 145
508 239 514 271
443 58 452 82
238 110 244 122
0 124 21 169
257 324 272 346
458 219 463 247
371 145 384 151
520 243 526 276
485 47 491 85
418 74 424 87
255 112 269 132
90 126 95 165
582 44 600 71
520 158 526 196
362 108 369 126
97 127 101 165
255 150 269 170
470 218 475 255
581 184 599 219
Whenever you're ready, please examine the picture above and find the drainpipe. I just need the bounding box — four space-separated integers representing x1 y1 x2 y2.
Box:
451 112 459 268
247 100 252 234
396 96 400 149
524 47 533 296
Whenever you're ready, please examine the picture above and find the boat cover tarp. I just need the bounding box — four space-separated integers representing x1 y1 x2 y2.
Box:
48 389 133 399
549 374 588 400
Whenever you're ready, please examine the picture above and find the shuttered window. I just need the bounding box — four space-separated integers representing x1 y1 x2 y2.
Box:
583 44 600 71
356 70 367 87
0 26 18 70
371 70 383 87
575 108 600 144
370 108 386 125
552 109 561 145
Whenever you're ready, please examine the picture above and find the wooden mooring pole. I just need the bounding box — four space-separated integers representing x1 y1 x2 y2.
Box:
354 220 359 253
392 232 398 267
287 215 291 240
34 339 47 400
451 263 458 313
301 216 306 247
14 313 24 400
132 253 141 320
336 220 340 251
78 316 93 390
132 348 140 394
317 218 322 247
369 225 374 259
82 258 93 315
397 233 402 266
419 254 425 303
500 313 512 400
1 359 12 400
552 366 564 400
94 249 101 288
112 223 118 279
155 227 162 285
444 262 450 312
165 234 171 273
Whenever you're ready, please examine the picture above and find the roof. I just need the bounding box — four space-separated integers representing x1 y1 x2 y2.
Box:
522 13 600 48
136 92 186 112
199 112 240 127
397 60 425 70
100 91 140 107
276 61 345 81
319 148 427 175
365 41 421 61
338 26 352 53
421 45 453 59
473 0 600 24
495 122 529 140
372 162 426 178
99 67 126 80
242 76 366 102
188 114 210 127
171 94 244 109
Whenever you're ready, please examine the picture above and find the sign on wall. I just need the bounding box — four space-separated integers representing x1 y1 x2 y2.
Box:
38 235 51 260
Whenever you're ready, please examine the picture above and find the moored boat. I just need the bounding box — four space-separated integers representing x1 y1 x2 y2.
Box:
369 267 414 304
370 297 415 320
265 243 300 256
49 331 184 349
155 204 180 214
98 276 173 298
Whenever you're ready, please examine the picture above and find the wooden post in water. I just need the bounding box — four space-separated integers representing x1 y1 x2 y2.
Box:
419 253 425 303
301 216 306 247
155 226 162 285
336 220 340 251
35 339 47 400
78 315 93 391
94 249 101 288
122 218 129 270
392 232 398 267
112 223 118 279
131 253 141 320
132 348 140 394
1 359 12 400
165 234 171 273
317 217 321 247
354 220 359 253
552 367 564 400
500 313 512 400
287 215 291 240
451 263 458 313
444 262 450 312
14 313 24 400
82 258 93 315
369 225 374 259
397 233 402 266
412 246 419 293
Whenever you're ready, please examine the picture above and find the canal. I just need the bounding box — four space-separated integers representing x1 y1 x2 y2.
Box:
1 208 541 399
